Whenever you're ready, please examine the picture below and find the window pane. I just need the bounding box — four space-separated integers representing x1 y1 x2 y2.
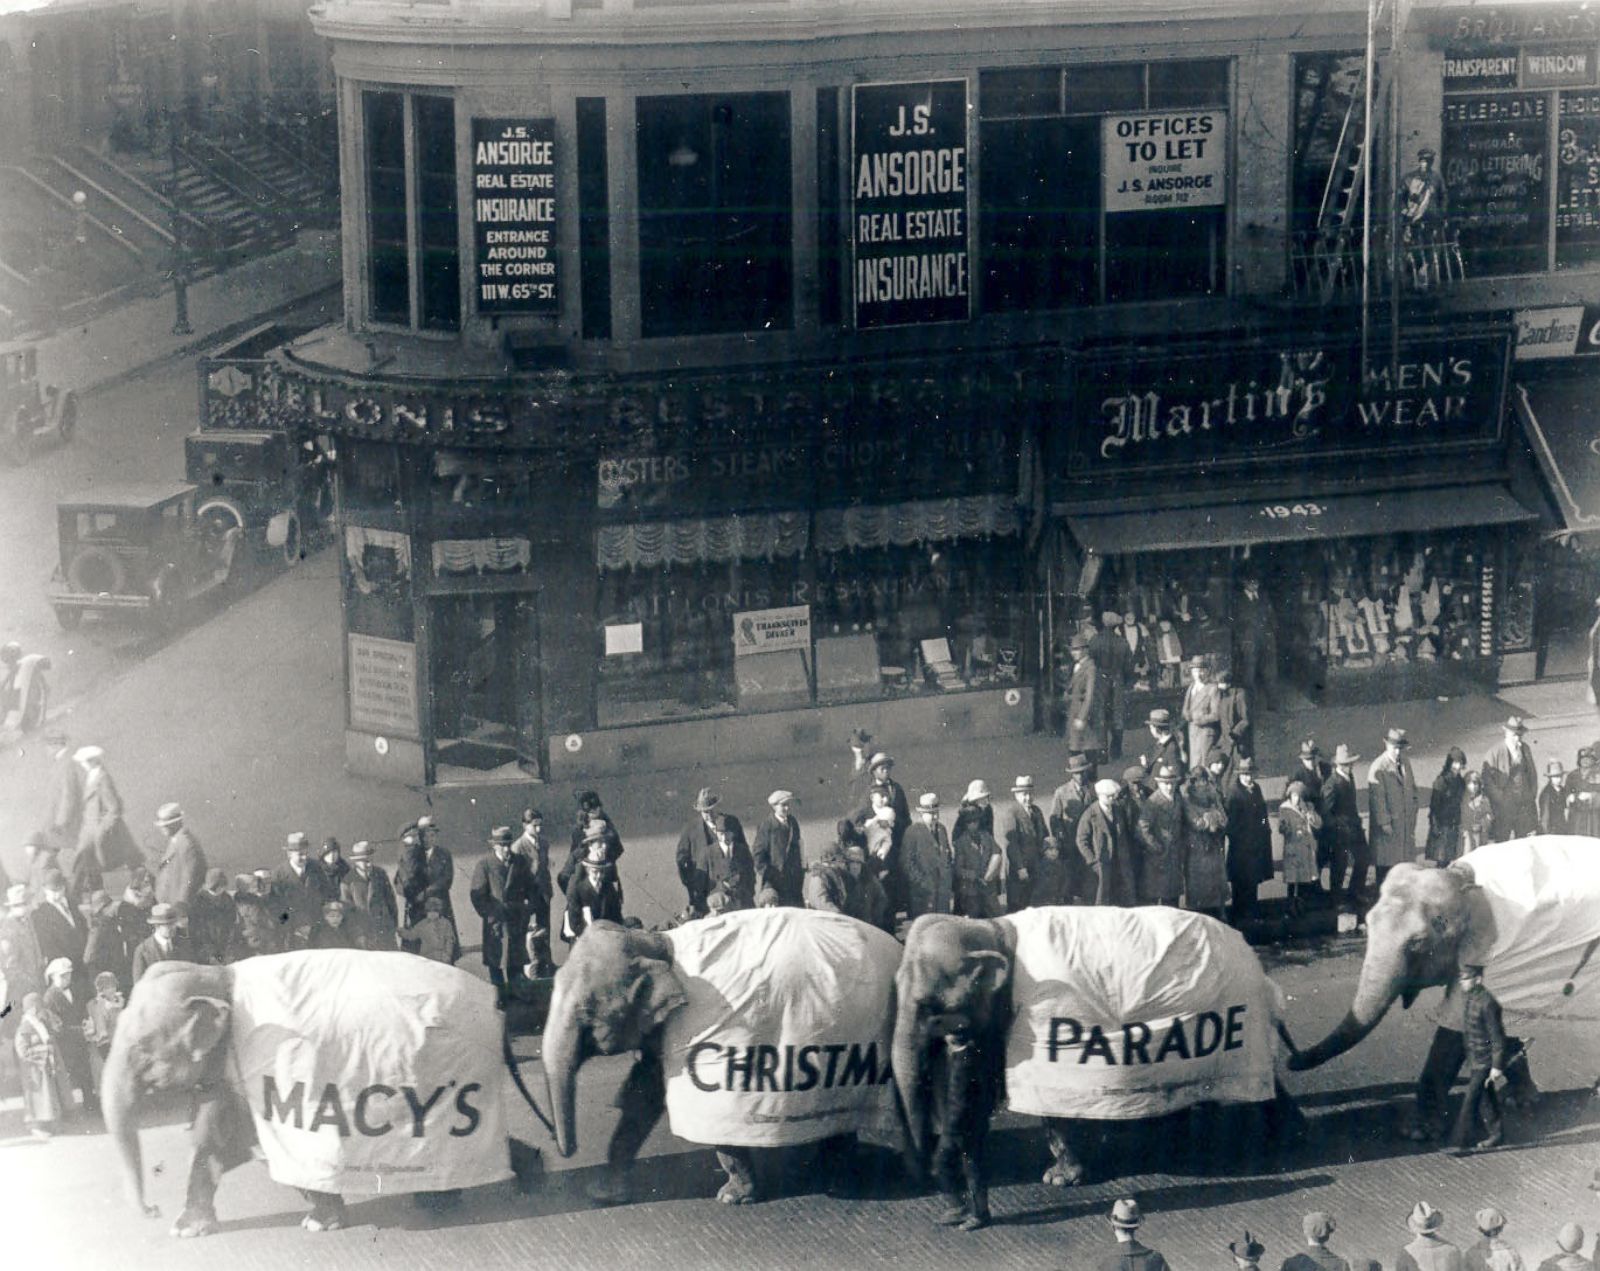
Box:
1105 206 1224 301
979 67 1060 118
414 94 459 330
365 90 408 323
577 96 612 339
1148 59 1230 109
978 116 1098 311
637 92 793 337
816 87 842 325
1062 63 1143 115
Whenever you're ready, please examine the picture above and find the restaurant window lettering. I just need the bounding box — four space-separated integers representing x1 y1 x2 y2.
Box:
635 92 794 338
1441 46 1600 274
977 59 1229 312
363 90 460 331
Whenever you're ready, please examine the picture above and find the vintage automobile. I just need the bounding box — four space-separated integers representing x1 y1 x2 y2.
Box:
2 342 77 466
47 483 242 630
187 322 333 569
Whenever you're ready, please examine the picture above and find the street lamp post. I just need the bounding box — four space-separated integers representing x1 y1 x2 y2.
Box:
168 116 193 336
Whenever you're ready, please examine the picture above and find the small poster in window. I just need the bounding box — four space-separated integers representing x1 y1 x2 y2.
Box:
1102 110 1227 214
471 117 558 315
733 605 812 657
604 623 644 656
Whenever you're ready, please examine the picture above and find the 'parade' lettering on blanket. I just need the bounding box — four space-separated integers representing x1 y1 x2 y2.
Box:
1044 1006 1250 1065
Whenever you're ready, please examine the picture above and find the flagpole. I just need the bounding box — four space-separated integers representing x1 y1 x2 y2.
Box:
1361 0 1378 380
1389 0 1404 378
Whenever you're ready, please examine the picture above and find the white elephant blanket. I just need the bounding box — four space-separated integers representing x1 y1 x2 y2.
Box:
227 951 512 1195
1002 907 1282 1119
661 908 903 1148
1458 836 1600 1020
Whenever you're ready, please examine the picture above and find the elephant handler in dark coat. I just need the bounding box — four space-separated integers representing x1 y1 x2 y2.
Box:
1224 756 1272 927
470 826 533 989
752 790 805 907
1076 779 1137 906
675 788 753 917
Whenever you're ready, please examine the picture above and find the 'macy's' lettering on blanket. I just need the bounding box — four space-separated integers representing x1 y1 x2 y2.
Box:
1045 1005 1250 1065
261 1077 485 1138
686 1041 895 1093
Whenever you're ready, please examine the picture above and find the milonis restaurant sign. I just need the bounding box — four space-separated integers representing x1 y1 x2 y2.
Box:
1057 329 1511 485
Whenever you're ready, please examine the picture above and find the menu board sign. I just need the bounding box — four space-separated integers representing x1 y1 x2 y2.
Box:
471 118 558 315
851 79 971 328
1442 93 1550 275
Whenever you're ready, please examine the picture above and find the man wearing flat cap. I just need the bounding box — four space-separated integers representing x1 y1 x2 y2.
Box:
676 789 753 917
1368 728 1420 892
1483 716 1539 840
753 790 805 908
271 831 337 949
1464 1207 1523 1271
1282 1211 1353 1271
1077 779 1137 907
1097 1198 1171 1271
150 802 207 914
1396 1201 1460 1271
471 826 534 990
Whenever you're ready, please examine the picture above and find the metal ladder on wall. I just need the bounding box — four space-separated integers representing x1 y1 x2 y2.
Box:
1308 57 1392 304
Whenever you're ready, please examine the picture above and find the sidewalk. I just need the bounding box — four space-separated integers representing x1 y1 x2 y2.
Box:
30 229 341 394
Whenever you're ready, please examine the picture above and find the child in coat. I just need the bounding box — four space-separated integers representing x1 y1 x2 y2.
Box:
85 970 124 1084
14 992 70 1139
399 895 459 964
1278 781 1322 916
1461 773 1496 850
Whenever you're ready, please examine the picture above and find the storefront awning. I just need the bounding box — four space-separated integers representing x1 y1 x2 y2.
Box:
1515 380 1600 532
1065 484 1537 555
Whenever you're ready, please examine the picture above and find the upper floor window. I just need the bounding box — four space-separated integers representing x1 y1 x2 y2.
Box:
636 92 793 338
978 59 1229 311
364 90 460 331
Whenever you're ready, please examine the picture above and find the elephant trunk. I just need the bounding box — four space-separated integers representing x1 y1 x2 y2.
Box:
890 987 928 1157
1290 942 1408 1070
542 986 582 1159
99 1028 146 1213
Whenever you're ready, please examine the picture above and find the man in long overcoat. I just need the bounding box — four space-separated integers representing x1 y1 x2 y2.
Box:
1213 667 1252 775
1136 709 1187 787
1065 637 1107 762
1048 755 1094 902
1089 612 1132 759
1135 762 1186 906
270 832 337 949
1481 716 1539 840
992 776 1049 911
752 790 806 907
341 841 399 951
1224 757 1272 926
676 789 753 916
1367 728 1420 889
470 826 533 988
1324 743 1369 899
1076 779 1137 906
902 791 955 919
149 803 207 914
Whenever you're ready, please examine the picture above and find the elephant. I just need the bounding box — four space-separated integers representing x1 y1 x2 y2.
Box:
893 906 1300 1221
103 951 539 1238
1289 838 1600 1136
543 908 905 1207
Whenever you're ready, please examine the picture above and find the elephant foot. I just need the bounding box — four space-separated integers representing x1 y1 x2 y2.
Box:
716 1177 757 1206
1042 1161 1085 1187
169 1209 218 1239
959 1213 991 1232
300 1213 344 1232
586 1169 632 1207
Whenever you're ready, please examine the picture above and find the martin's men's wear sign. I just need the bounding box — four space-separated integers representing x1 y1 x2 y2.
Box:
1058 329 1511 486
229 951 512 1195
1002 908 1282 1119
852 80 971 328
661 909 902 1147
472 118 558 314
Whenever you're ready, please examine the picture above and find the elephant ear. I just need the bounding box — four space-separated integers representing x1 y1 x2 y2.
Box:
178 995 231 1063
629 957 686 1031
963 949 1010 999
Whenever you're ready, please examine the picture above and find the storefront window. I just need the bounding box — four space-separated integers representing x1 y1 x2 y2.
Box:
595 534 1024 725
978 59 1228 311
361 89 461 330
635 92 793 337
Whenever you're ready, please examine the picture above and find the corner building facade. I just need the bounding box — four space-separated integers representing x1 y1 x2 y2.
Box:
281 0 1600 785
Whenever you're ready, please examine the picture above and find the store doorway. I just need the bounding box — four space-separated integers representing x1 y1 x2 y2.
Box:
428 592 542 781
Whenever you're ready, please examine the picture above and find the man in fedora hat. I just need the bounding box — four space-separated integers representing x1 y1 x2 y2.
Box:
902 791 954 919
511 808 554 977
1078 779 1137 907
1098 1198 1172 1271
1283 1211 1352 1271
753 790 805 908
1293 739 1334 887
1465 1207 1523 1271
993 775 1048 912
1324 743 1368 902
1137 709 1186 788
1396 1202 1460 1271
559 791 625 895
271 831 337 949
1535 1224 1592 1271
1214 664 1253 776
1181 657 1221 785
33 731 82 854
676 789 752 918
1230 1231 1266 1270
341 840 399 952
1135 762 1185 907
1540 760 1571 836
471 826 534 990
1483 717 1539 840
1224 756 1271 926
1369 729 1420 893
1049 755 1095 901
150 802 207 914
397 815 456 937
130 901 192 983
1089 610 1132 759
1065 635 1108 763
849 752 911 910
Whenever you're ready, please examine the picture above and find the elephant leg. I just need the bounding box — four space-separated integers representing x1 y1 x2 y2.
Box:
590 1051 665 1206
960 1124 992 1231
1042 1118 1086 1186
1409 1027 1465 1140
931 1136 969 1224
173 1089 255 1239
815 1132 857 1197
298 1190 348 1232
714 1147 758 1205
